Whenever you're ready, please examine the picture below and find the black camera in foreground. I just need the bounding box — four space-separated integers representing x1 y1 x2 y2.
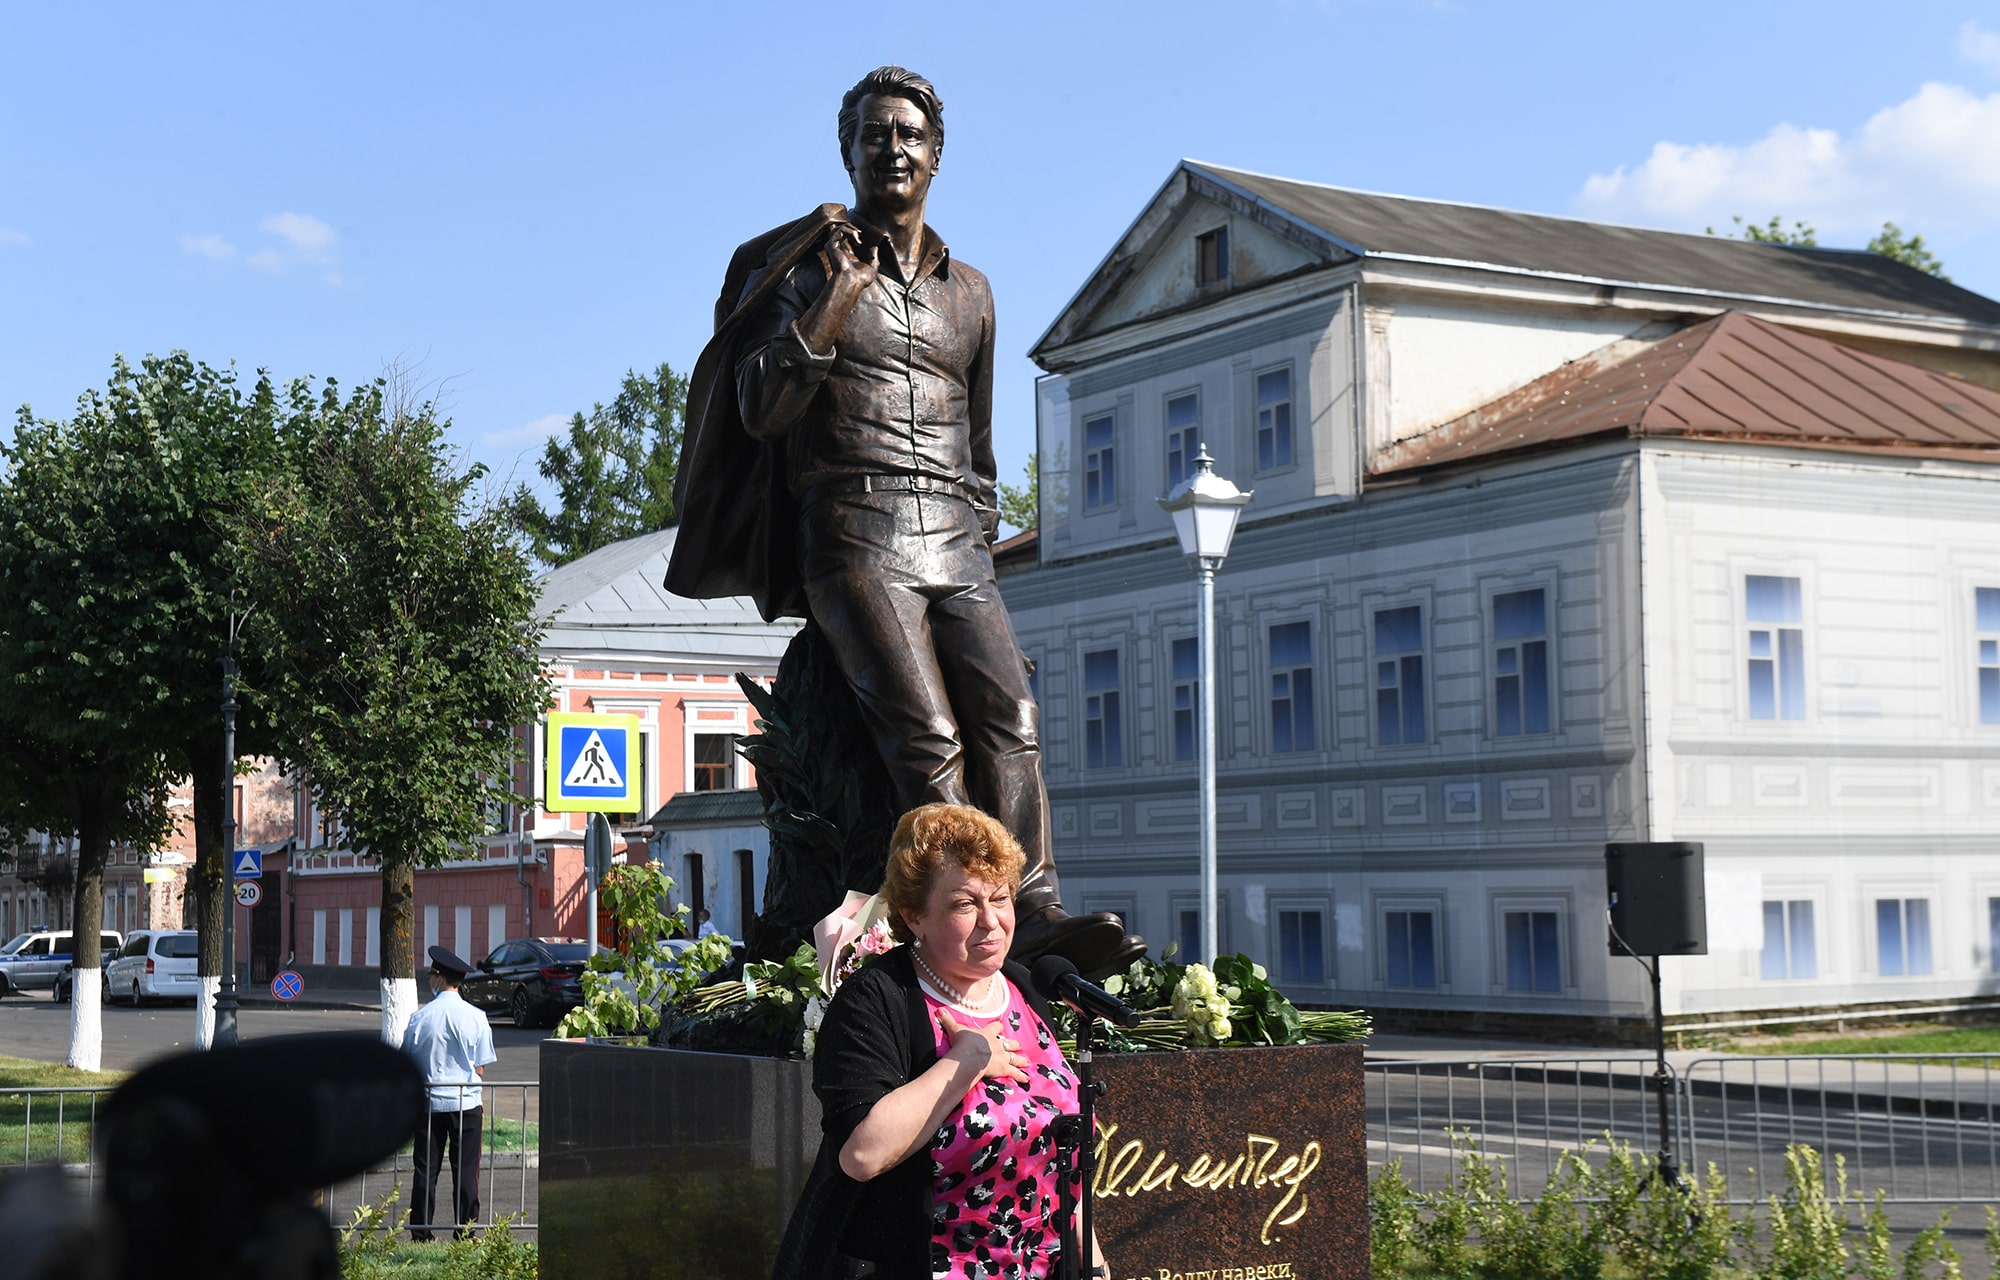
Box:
0 1033 424 1280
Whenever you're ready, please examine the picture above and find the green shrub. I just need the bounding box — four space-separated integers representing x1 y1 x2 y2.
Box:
1757 1145 1849 1280
1368 1158 1422 1277
440 1217 538 1280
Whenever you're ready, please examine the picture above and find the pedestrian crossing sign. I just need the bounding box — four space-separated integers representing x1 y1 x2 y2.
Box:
545 712 643 813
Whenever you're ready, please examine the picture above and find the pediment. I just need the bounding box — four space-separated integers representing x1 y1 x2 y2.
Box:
1031 162 1352 362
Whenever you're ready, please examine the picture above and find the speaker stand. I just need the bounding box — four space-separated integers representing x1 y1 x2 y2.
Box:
1642 952 1685 1192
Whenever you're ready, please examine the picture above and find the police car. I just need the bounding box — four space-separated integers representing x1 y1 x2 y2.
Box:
0 930 124 997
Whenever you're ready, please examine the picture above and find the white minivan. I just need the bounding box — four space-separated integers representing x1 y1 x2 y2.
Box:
106 930 200 1005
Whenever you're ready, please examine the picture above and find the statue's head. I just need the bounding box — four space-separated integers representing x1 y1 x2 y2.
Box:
837 67 944 213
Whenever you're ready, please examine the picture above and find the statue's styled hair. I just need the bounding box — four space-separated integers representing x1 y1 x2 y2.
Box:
882 803 1023 944
837 66 944 166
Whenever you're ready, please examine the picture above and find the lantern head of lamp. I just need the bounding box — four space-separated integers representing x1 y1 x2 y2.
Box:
1158 444 1252 568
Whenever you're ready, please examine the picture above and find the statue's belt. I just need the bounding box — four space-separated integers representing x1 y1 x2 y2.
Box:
797 473 980 510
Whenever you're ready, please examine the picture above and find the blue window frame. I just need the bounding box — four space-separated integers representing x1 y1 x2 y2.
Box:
1374 605 1427 746
1876 898 1932 976
1759 900 1817 980
1171 637 1198 763
1256 367 1293 471
1747 575 1805 720
1493 588 1551 736
1269 621 1315 753
1504 910 1561 992
1084 413 1116 511
1385 910 1437 989
1977 587 1999 725
1083 649 1122 769
1278 908 1325 984
1177 907 1202 967
1165 393 1199 490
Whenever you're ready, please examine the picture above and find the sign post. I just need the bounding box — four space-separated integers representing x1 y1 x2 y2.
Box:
583 814 613 961
546 713 640 959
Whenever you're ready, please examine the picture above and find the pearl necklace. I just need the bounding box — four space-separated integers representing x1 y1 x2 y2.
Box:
913 945 1006 1017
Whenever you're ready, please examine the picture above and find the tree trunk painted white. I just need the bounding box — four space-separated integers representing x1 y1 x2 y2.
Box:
382 976 419 1047
195 975 220 1049
66 970 102 1072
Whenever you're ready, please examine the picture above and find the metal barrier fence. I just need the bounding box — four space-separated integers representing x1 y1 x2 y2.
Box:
1369 1053 2000 1208
1681 1053 2000 1206
1 1079 540 1233
1367 1056 1678 1199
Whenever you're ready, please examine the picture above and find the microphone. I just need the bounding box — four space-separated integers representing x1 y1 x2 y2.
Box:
1030 954 1141 1028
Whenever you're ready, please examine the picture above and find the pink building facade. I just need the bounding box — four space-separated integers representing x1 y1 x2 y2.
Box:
268 528 797 987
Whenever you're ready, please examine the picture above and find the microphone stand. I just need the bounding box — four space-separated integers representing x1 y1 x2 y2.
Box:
1053 1010 1105 1280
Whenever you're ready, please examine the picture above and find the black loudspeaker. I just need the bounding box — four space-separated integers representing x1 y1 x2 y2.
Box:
1605 842 1707 956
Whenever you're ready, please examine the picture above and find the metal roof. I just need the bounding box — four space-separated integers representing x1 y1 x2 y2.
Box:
648 787 766 828
537 528 799 665
1190 162 2000 327
1377 311 2000 475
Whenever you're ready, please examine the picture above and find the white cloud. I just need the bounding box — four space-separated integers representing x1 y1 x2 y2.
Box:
0 227 26 245
180 232 236 259
259 211 338 257
1578 79 2000 238
1961 21 2000 77
482 412 570 449
183 211 341 278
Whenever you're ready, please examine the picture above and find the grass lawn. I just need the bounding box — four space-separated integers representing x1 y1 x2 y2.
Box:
1725 1023 2000 1064
395 1114 539 1155
0 1053 125 1165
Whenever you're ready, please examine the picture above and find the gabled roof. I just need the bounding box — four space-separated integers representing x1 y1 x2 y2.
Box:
1033 161 2000 358
1198 163 2000 326
538 528 799 666
1376 311 2000 475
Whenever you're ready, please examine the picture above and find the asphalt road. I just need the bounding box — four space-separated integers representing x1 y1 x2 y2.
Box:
0 992 549 1084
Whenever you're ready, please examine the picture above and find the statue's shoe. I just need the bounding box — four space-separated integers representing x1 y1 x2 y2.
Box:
1009 908 1144 982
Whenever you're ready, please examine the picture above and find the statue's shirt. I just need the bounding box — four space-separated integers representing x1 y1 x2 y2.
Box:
734 225 997 513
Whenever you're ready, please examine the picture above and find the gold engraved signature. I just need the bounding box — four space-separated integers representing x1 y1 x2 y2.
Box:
1092 1124 1322 1245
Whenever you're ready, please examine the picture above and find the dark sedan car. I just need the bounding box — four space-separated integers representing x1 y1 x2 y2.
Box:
462 937 603 1029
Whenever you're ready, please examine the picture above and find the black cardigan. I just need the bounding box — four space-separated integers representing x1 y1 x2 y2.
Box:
771 947 1060 1280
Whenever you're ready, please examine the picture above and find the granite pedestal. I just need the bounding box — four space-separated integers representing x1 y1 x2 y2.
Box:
541 1039 1367 1280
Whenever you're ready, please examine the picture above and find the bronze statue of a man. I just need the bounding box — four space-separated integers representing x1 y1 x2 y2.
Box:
668 66 1142 977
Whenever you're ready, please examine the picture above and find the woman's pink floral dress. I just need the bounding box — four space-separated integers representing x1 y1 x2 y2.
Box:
924 982 1078 1279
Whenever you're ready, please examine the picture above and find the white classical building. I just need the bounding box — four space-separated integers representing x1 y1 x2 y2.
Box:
999 161 2000 1033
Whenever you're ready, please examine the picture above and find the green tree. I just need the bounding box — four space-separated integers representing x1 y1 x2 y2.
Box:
996 452 1039 534
1710 214 1949 277
243 377 551 1043
0 355 263 1066
509 362 687 567
1708 214 1819 246
1866 221 1949 279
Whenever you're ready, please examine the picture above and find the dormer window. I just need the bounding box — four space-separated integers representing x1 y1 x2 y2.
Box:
1197 226 1230 285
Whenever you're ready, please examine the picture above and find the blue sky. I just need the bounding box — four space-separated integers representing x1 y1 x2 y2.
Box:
4 2 1997 519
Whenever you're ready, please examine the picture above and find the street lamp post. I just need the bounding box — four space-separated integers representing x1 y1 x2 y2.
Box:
1159 445 1251 966
215 647 241 1047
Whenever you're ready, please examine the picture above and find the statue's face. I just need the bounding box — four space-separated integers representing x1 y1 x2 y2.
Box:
845 93 938 214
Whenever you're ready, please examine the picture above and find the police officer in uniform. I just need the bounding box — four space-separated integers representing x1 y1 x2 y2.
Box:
401 946 496 1241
